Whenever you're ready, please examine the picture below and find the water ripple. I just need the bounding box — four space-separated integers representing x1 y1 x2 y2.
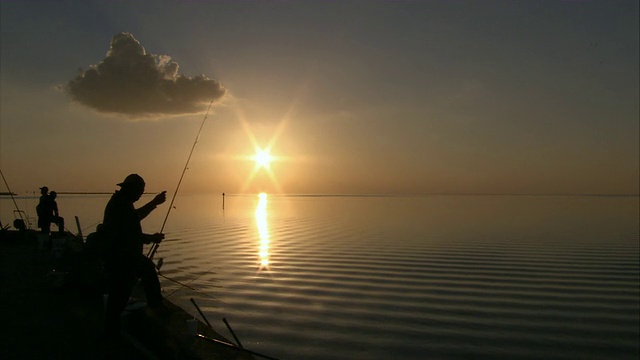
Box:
154 196 639 360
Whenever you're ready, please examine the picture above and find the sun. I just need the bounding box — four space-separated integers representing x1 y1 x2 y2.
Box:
253 148 273 169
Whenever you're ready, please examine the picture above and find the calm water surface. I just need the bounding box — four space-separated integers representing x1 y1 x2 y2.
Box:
2 194 639 359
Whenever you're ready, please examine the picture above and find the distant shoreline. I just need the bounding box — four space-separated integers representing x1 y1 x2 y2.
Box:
53 192 114 195
224 193 640 198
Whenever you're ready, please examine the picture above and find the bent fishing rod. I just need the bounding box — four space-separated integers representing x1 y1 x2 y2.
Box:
148 100 214 260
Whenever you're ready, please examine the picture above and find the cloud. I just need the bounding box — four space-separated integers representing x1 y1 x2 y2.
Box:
65 33 226 117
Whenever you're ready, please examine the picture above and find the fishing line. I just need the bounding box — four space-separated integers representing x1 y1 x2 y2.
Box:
158 272 221 300
161 273 256 318
81 220 102 234
148 100 214 260
161 262 222 298
160 272 254 316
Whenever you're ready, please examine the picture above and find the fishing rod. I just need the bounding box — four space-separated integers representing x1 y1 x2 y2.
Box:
148 100 215 260
190 298 278 360
0 169 26 224
189 298 244 351
197 334 280 360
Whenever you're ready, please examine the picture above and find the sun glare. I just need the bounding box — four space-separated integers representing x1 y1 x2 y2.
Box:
236 106 291 194
253 148 273 169
256 192 270 271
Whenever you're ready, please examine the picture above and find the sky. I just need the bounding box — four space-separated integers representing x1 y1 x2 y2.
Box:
1 0 638 195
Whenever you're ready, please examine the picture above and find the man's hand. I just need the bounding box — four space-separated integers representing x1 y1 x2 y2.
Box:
150 233 165 244
151 191 167 206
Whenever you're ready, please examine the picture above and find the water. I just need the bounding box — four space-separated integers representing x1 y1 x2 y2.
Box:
2 194 639 359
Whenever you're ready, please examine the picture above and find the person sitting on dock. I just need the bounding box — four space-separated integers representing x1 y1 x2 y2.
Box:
36 186 65 234
48 191 65 233
102 173 166 338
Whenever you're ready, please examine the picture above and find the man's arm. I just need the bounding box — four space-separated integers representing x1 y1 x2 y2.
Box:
136 191 167 220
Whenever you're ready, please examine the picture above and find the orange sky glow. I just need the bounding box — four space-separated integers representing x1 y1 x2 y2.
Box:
0 2 638 196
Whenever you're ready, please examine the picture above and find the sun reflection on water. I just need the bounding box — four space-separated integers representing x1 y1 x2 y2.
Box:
255 192 270 271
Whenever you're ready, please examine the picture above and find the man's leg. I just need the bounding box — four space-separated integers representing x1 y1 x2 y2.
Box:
137 255 163 307
104 266 135 337
55 216 65 234
41 222 52 250
40 221 51 234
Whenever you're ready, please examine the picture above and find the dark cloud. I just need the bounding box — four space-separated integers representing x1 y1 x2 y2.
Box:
65 33 226 117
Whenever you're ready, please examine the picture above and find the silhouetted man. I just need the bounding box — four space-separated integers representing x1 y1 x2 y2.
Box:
36 186 51 234
36 186 64 234
102 174 166 338
48 191 65 233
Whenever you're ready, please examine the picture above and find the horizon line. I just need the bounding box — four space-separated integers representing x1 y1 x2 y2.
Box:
2 192 639 198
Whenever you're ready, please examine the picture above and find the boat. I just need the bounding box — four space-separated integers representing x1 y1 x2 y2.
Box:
0 218 274 359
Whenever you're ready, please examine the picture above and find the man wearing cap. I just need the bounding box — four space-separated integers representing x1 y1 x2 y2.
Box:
36 186 49 233
102 173 167 337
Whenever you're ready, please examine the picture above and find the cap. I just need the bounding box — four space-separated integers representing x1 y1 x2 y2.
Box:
117 174 145 187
